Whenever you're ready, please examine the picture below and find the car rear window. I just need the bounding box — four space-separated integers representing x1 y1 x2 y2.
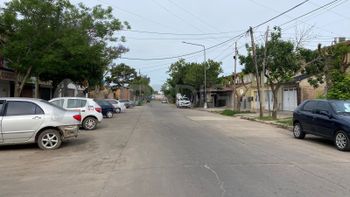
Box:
107 100 118 104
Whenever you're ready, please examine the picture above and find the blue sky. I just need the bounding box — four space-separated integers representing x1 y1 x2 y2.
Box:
2 0 349 90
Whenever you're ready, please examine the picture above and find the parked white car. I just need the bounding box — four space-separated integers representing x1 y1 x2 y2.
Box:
176 97 192 108
49 97 103 130
105 99 126 113
0 98 80 150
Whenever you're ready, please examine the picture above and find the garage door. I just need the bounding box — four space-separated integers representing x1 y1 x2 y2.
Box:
283 88 297 111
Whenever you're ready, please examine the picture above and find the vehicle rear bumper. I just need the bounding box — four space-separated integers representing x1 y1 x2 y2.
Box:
59 125 79 139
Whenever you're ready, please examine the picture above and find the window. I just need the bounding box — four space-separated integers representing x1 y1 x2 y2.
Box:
316 101 332 113
108 100 118 104
0 100 4 115
6 101 44 116
302 101 317 112
67 99 87 108
51 99 64 108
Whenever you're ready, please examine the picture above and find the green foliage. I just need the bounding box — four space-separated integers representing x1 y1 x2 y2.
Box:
303 42 350 90
327 73 350 100
164 59 223 100
130 75 154 97
276 118 293 126
0 0 129 93
240 27 299 88
106 63 137 87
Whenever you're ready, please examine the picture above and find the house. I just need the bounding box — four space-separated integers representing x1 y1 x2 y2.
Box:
204 72 325 112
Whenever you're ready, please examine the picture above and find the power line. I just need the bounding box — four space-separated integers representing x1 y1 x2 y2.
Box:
279 0 343 27
253 0 310 28
121 0 340 62
121 29 245 36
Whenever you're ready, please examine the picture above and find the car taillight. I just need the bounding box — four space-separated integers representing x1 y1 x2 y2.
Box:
73 114 81 121
95 107 102 113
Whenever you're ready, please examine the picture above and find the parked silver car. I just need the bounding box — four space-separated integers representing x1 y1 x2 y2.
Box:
0 98 80 150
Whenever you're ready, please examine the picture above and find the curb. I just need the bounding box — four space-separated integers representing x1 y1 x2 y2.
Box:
239 116 293 131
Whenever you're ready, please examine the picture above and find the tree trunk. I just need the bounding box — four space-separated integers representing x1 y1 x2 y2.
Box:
272 88 279 120
235 95 241 112
14 66 33 97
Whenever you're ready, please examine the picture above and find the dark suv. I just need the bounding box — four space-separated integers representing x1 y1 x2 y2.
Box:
293 100 350 151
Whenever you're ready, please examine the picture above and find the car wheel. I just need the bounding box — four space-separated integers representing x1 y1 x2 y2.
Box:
293 122 305 139
83 117 97 130
37 129 62 150
106 111 113 118
335 131 350 151
115 108 121 113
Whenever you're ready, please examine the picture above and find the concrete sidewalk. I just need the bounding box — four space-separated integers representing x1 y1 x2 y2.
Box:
193 107 293 119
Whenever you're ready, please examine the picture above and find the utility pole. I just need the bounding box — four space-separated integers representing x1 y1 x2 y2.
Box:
249 26 263 118
232 42 238 111
262 26 271 116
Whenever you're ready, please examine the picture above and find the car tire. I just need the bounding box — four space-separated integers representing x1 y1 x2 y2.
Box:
83 117 98 130
115 108 121 113
106 111 113 118
37 129 62 150
293 122 305 139
335 131 350 151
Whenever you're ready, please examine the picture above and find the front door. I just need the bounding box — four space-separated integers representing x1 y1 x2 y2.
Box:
299 101 317 133
313 101 335 138
1 101 45 143
283 88 297 111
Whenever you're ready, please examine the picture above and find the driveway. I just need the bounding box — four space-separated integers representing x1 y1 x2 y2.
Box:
0 102 350 197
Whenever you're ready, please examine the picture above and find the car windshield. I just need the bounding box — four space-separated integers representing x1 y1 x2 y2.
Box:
120 100 129 102
330 101 350 115
182 97 189 101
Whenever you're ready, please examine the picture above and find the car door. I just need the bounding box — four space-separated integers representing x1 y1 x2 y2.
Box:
298 101 317 133
313 101 335 138
0 100 5 143
1 101 45 143
65 99 87 120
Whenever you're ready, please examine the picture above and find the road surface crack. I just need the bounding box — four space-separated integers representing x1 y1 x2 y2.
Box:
203 164 226 197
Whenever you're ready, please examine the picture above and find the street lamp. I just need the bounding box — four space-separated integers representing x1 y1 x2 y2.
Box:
182 41 208 109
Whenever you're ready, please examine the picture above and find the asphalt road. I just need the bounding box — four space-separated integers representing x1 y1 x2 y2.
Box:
1 102 350 197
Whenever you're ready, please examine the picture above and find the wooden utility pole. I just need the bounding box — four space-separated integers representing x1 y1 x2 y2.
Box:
232 42 238 111
249 26 263 118
262 26 271 116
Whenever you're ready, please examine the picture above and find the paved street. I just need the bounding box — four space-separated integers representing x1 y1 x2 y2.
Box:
1 102 350 197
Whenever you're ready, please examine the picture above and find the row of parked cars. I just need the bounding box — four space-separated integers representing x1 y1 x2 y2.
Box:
0 97 135 150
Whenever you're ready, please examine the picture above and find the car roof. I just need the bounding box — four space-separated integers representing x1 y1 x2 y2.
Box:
50 97 93 101
0 97 42 102
305 99 349 102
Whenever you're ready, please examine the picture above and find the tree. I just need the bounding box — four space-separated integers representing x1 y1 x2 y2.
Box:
130 75 154 99
240 27 300 119
164 59 223 104
0 0 129 96
106 63 137 87
303 42 350 97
